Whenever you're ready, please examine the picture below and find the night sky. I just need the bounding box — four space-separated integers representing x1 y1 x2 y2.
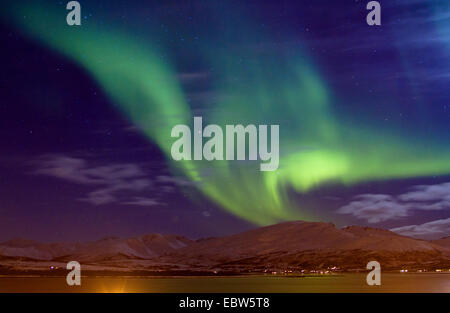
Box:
0 0 449 242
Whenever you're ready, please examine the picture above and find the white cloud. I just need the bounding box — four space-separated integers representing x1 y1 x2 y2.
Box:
122 197 162 207
156 175 198 187
33 154 154 206
390 218 450 239
337 194 411 223
399 182 450 201
337 182 450 223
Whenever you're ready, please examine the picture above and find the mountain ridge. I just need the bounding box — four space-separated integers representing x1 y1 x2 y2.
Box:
1 221 449 273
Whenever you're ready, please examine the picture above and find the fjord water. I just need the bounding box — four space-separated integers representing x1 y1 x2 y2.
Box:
0 274 449 293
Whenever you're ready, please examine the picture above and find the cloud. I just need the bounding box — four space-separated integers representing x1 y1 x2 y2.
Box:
337 182 450 223
34 156 98 184
390 218 450 239
79 179 150 205
33 154 154 206
80 189 117 205
122 197 162 207
34 155 145 185
156 175 199 187
399 182 450 202
337 194 411 223
177 71 209 83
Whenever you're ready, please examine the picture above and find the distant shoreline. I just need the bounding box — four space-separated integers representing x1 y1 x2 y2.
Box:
1 269 449 278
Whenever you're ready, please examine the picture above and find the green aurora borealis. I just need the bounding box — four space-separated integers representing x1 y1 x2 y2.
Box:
5 1 450 225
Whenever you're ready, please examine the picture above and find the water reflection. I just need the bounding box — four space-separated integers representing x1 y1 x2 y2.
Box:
0 274 448 293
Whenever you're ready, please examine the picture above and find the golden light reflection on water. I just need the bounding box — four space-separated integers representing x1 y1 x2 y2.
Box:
98 280 128 293
94 278 148 293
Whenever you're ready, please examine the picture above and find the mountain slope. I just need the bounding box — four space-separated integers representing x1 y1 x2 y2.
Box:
161 221 442 259
157 221 449 269
432 236 450 249
0 234 192 262
1 221 449 272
